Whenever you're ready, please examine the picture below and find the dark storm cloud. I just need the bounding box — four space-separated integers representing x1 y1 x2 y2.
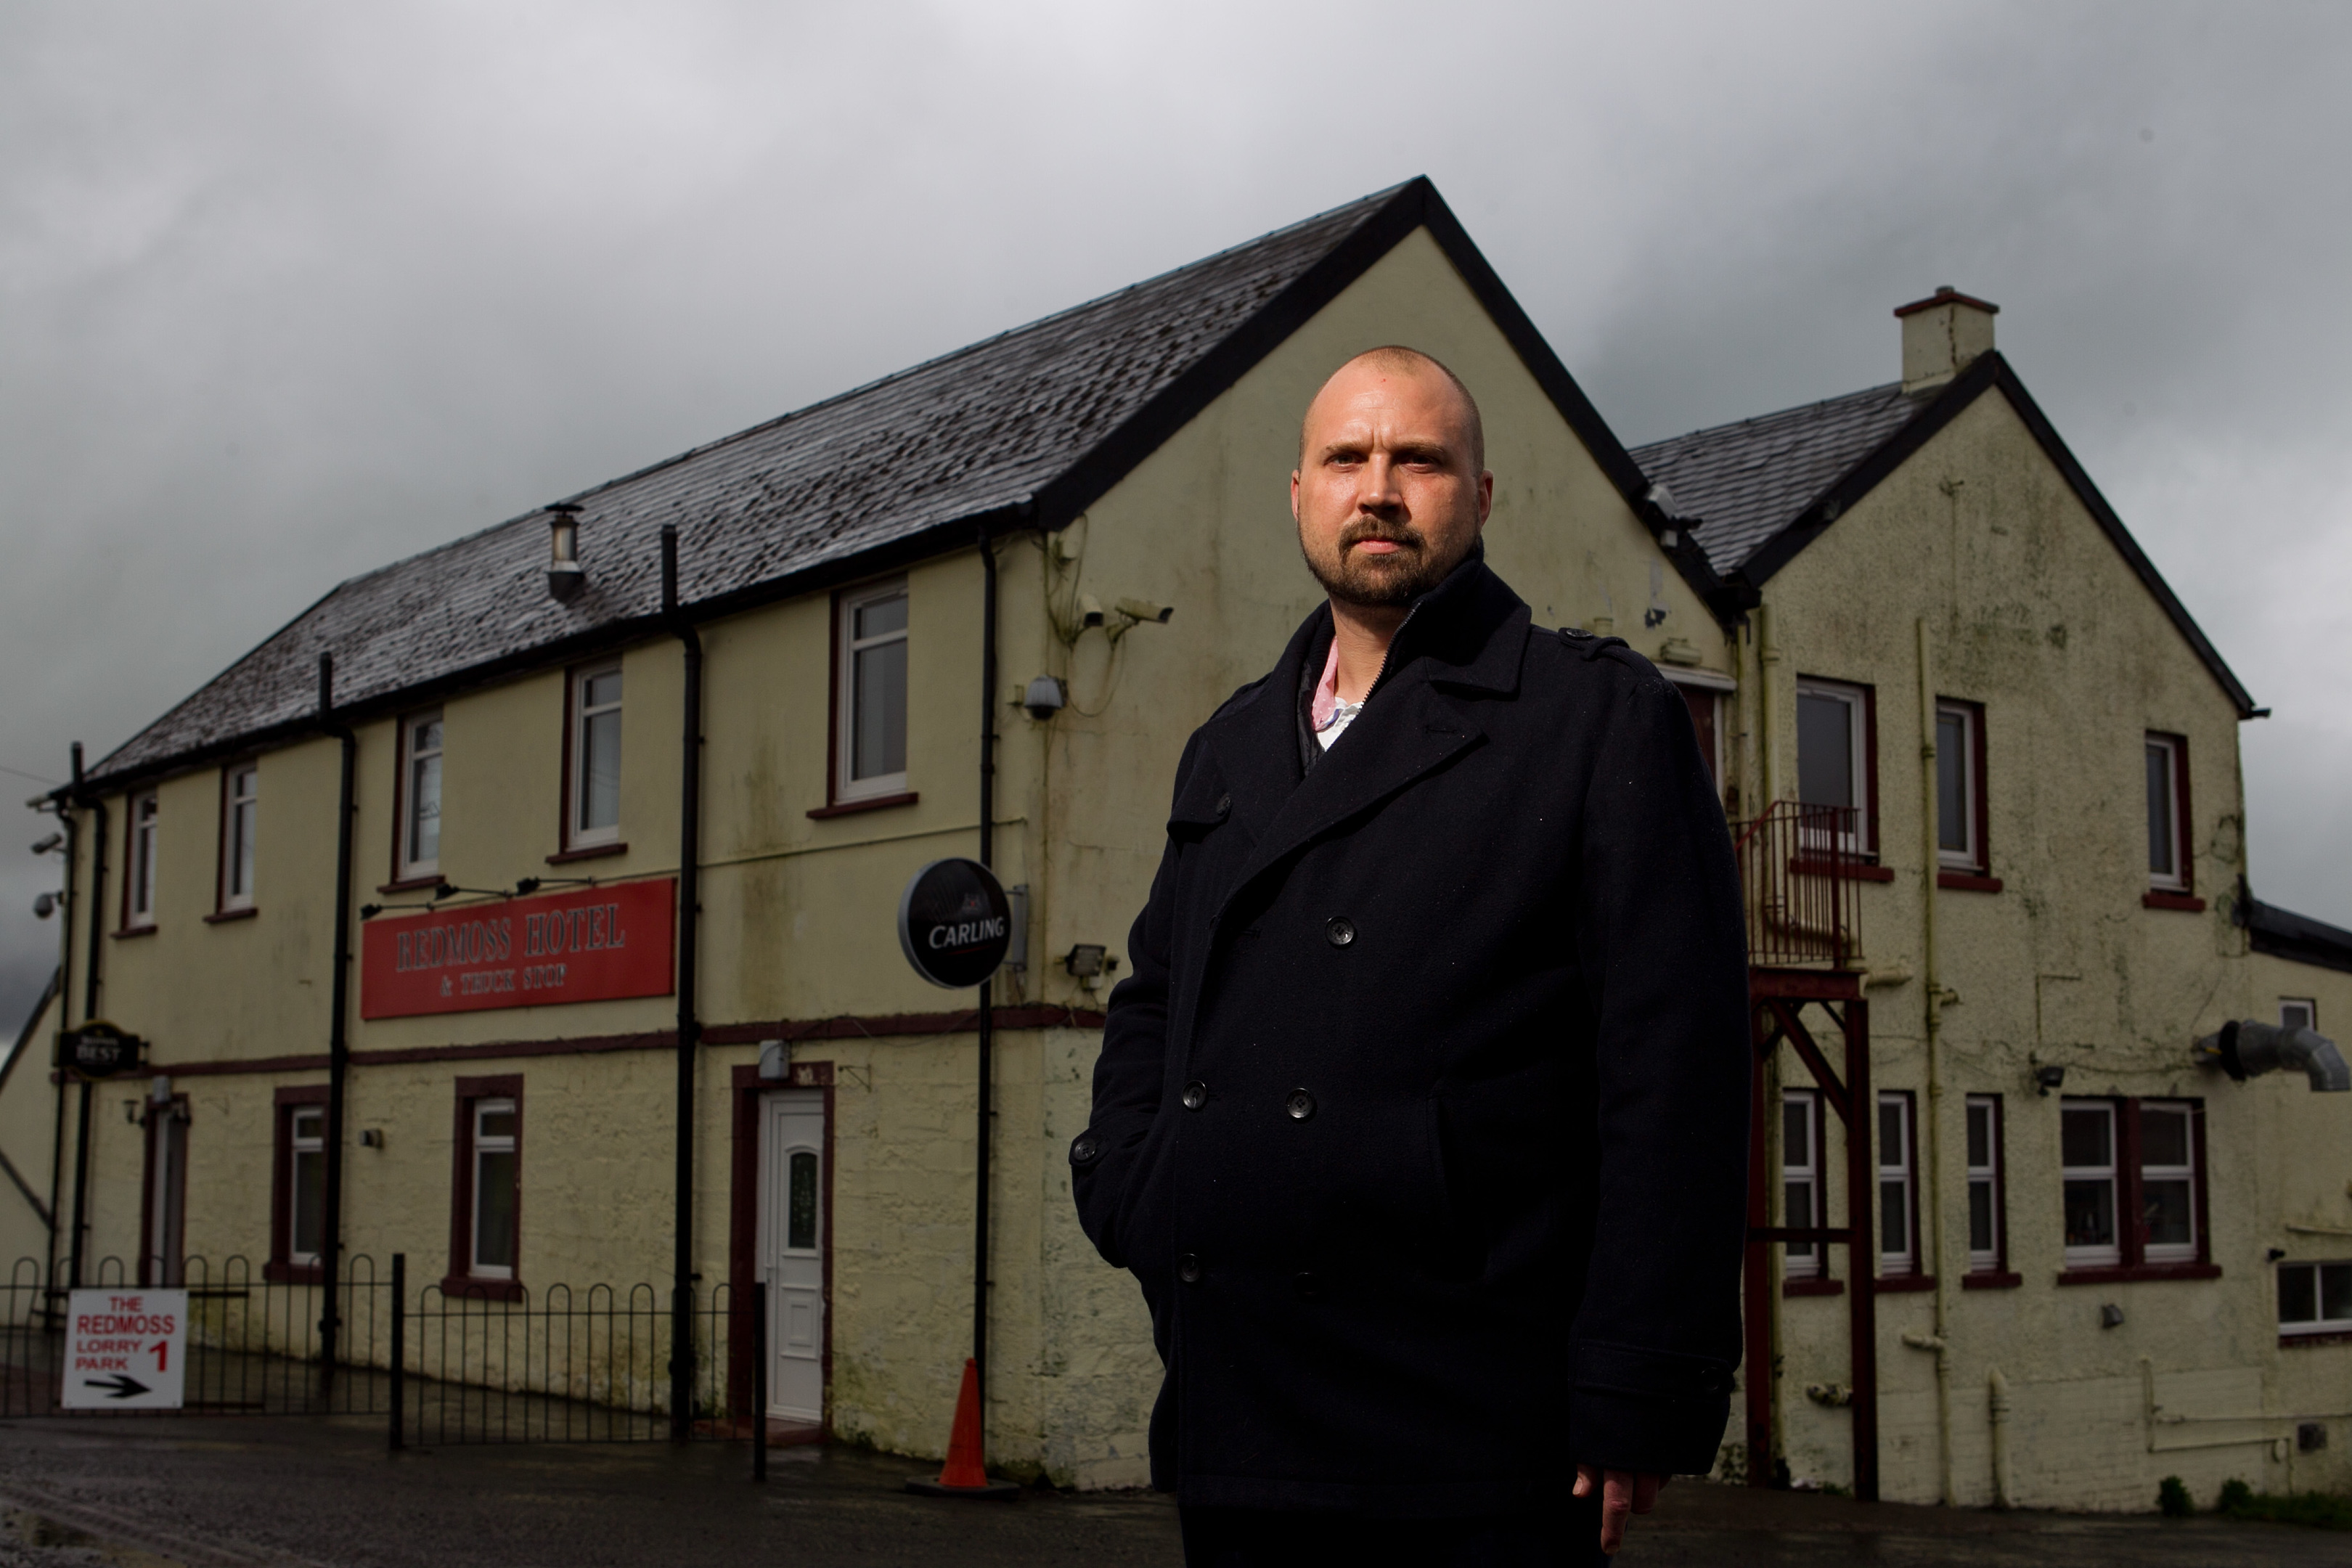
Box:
2 0 2346 1030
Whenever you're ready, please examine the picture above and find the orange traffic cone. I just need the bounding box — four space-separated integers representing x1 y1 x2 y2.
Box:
905 1358 1020 1498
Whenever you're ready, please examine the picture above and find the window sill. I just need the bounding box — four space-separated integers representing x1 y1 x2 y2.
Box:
1961 1270 2023 1290
1782 1278 1843 1298
112 924 158 939
1937 871 2004 893
547 842 626 865
808 791 919 820
2143 891 2206 912
438 1274 526 1303
264 1261 324 1285
204 907 258 924
1876 1273 1937 1294
2056 1262 2221 1286
2281 1330 2352 1348
1789 859 1898 883
377 875 441 894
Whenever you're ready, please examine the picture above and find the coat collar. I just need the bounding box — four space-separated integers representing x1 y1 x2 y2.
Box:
1182 546 1531 923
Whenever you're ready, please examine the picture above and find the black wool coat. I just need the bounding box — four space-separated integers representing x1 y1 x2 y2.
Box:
1069 550 1752 1516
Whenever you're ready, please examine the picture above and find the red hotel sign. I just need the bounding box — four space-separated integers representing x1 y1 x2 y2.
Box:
361 880 675 1020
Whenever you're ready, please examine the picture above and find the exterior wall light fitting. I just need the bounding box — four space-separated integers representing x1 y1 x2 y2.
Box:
1022 676 1066 721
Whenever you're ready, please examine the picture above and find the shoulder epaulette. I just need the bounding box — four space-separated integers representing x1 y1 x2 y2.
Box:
1556 626 1631 661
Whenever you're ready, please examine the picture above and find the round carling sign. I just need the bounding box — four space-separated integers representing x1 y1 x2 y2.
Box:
896 859 1012 989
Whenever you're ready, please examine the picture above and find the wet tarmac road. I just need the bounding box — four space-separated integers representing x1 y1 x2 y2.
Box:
0 1416 2340 1567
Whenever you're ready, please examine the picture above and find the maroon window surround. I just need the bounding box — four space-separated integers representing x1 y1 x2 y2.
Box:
444 1074 525 1302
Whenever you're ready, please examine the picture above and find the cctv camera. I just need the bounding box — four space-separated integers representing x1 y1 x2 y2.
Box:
1077 595 1106 629
1115 597 1174 625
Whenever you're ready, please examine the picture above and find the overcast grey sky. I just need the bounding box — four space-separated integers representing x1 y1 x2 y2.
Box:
4 1 2347 1030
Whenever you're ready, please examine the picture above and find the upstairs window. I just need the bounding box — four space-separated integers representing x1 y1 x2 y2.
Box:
1781 1089 1822 1281
1935 700 1987 873
400 710 444 879
2279 1261 2352 1338
568 661 624 848
1794 677 1874 854
219 763 258 912
124 790 160 929
836 580 909 805
2145 732 2189 891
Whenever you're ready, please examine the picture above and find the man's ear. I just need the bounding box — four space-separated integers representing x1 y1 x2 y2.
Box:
1289 470 1302 521
1475 470 1494 526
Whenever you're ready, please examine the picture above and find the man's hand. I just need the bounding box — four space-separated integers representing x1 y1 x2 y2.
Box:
1572 1466 1667 1554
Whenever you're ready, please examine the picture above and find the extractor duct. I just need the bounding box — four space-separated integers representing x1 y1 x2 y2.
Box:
2194 1019 2350 1093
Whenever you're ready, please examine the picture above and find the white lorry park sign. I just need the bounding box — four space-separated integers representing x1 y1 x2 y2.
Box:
62 1289 187 1410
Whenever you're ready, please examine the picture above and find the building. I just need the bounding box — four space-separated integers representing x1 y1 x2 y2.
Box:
2 181 2346 1508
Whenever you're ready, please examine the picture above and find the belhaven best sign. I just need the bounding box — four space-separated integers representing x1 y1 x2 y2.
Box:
362 880 676 1020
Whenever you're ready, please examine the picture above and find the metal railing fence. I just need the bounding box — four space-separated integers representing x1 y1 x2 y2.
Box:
0 1254 751 1446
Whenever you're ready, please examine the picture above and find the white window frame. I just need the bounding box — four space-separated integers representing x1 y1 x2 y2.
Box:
1964 1095 2003 1274
2279 1259 2352 1337
1781 1089 1821 1281
470 1098 519 1280
2281 998 2318 1032
400 710 444 880
288 1105 325 1266
1878 1091 1917 1278
2146 733 2185 890
568 661 624 848
2138 1101 2199 1265
1794 678 1869 853
126 790 160 928
1935 701 1980 870
2061 1100 2123 1269
836 579 910 804
221 763 258 911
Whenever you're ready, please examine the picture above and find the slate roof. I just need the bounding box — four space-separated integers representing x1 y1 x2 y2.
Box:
93 176 1661 788
1625 354 2258 717
1629 383 1925 571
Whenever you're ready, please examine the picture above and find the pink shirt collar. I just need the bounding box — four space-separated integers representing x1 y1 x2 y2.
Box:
1311 637 1345 730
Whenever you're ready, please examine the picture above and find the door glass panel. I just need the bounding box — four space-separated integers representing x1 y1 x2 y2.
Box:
293 1148 324 1259
788 1151 818 1251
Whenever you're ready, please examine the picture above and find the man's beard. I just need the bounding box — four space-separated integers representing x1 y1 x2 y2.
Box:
1302 520 1466 608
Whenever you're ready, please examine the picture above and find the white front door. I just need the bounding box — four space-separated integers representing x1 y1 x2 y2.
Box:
757 1090 825 1421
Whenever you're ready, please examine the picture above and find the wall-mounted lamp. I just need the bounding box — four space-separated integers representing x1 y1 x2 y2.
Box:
1064 944 1107 979
360 1128 385 1148
2033 1064 2066 1097
33 892 57 920
2099 1303 2125 1329
1022 676 1066 722
547 503 586 602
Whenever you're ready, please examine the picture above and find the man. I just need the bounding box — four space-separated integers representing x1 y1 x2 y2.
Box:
1069 347 1750 1565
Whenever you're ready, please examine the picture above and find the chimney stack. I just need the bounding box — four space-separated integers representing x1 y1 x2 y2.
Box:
1895 285 1998 394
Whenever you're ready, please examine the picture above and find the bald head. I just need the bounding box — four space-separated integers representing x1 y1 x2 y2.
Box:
1299 346 1484 472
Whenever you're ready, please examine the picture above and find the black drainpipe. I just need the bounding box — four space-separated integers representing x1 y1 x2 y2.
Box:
317 655 357 1384
44 777 79 1306
663 524 703 1442
972 519 1000 1408
67 743 106 1291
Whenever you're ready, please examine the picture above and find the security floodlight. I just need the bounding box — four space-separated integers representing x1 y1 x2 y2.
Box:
1022 676 1066 721
30 833 63 855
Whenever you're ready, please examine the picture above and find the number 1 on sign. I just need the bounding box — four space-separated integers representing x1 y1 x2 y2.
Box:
152 1339 168 1373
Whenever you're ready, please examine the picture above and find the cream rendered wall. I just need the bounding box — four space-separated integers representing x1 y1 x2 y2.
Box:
1743 387 2334 1508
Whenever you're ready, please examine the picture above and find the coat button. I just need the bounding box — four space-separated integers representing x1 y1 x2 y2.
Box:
1294 1270 1325 1302
1069 1132 1103 1166
1181 1081 1207 1111
1285 1089 1315 1122
1214 793 1232 818
1178 1254 1203 1285
1326 916 1355 947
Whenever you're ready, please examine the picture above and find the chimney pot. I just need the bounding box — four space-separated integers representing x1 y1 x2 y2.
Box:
1894 287 1998 394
